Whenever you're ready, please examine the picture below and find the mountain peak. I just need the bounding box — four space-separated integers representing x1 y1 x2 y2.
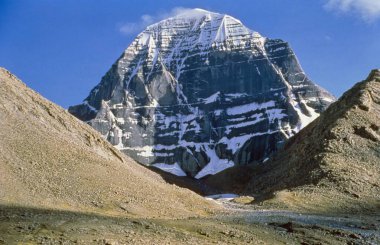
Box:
69 10 334 178
161 8 233 22
367 68 380 81
168 8 243 25
140 8 260 51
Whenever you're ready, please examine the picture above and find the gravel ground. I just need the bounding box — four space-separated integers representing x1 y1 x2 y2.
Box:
1 200 379 245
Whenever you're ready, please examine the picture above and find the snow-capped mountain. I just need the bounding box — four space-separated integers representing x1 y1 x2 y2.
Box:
69 8 335 178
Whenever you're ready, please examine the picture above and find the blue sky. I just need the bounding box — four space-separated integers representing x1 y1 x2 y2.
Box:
0 0 379 108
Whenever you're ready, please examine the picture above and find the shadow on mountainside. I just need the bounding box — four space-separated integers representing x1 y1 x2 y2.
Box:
146 165 223 196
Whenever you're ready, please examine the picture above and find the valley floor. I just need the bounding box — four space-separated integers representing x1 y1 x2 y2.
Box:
1 200 379 245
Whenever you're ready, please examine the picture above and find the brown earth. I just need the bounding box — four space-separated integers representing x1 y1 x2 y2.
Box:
0 67 217 219
2 204 379 245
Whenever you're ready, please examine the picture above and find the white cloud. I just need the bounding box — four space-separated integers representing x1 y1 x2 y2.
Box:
119 7 194 35
325 0 380 22
119 14 155 35
166 7 198 17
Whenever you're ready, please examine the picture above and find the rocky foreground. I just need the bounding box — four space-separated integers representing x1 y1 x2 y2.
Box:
1 201 379 244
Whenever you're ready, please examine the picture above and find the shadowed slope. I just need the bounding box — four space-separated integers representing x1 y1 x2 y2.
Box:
0 68 216 218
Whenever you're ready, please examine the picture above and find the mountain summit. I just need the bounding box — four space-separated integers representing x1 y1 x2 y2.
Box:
69 9 335 177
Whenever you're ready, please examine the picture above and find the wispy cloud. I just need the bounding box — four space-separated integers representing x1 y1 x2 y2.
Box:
119 7 194 35
324 0 380 22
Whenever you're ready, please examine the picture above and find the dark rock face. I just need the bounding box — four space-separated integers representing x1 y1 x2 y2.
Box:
69 9 334 178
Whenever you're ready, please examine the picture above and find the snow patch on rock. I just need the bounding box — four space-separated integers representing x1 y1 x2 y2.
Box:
153 162 187 177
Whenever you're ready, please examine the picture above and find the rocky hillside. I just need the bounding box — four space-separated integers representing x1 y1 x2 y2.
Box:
69 8 334 178
207 69 380 212
245 69 380 195
0 68 216 218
